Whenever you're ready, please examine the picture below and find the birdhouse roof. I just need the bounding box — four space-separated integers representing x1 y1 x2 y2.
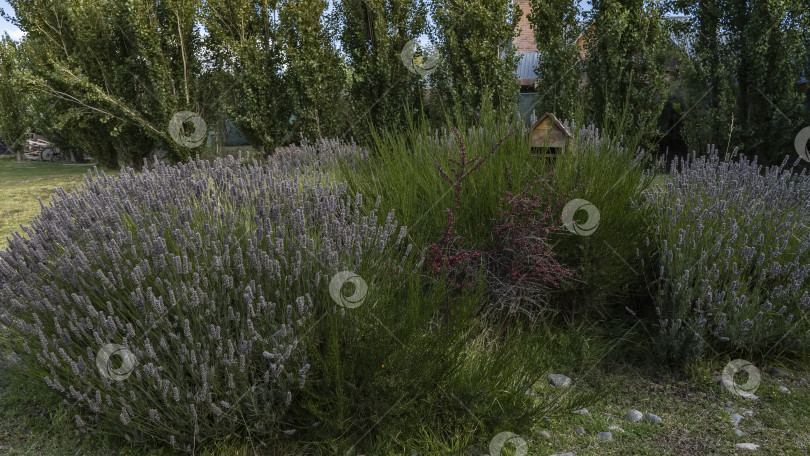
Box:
530 113 572 137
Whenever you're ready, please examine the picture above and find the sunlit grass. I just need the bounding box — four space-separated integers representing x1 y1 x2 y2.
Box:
0 157 109 250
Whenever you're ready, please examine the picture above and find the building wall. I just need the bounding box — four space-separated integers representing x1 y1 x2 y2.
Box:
514 0 537 52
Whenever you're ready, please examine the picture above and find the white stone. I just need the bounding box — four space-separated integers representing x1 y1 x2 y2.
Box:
739 390 759 400
549 374 572 388
624 409 643 422
643 413 663 425
735 443 760 450
778 385 791 394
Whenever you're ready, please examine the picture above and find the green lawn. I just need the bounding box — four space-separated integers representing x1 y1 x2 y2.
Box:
0 157 109 250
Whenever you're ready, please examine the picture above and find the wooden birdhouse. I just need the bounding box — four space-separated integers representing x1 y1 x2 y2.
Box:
529 113 572 156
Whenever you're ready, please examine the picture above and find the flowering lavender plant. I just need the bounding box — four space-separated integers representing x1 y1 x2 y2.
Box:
0 156 412 450
268 137 368 174
649 147 810 360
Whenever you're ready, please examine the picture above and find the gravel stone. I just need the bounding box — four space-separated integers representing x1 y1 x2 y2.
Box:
778 385 791 394
574 426 586 435
735 443 759 450
730 413 743 426
739 390 759 400
624 410 643 422
643 413 663 425
769 367 789 377
549 374 572 388
597 431 613 441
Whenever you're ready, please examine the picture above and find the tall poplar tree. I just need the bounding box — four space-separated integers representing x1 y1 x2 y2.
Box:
429 0 522 119
279 0 348 141
583 0 670 144
202 0 293 153
527 0 585 122
337 0 429 141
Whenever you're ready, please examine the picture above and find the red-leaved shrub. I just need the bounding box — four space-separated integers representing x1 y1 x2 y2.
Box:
427 128 576 320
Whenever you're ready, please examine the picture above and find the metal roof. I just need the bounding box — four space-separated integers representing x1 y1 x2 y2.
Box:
516 51 538 81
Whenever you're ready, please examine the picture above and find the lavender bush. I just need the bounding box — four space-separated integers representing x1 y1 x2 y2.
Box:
0 156 412 451
268 137 368 174
649 147 810 361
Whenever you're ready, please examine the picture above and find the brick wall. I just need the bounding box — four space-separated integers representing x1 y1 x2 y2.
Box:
514 0 537 52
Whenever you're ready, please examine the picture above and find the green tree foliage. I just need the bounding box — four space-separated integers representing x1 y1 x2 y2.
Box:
527 0 585 121
6 0 206 167
202 0 294 153
667 0 735 154
583 0 670 145
668 0 809 162
725 0 808 163
127 0 207 161
279 0 348 141
0 35 36 158
429 0 522 118
337 0 429 141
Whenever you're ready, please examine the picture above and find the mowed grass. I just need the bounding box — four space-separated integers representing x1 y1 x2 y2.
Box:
0 156 108 250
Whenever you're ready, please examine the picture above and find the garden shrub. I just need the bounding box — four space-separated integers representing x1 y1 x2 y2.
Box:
344 118 658 318
340 116 537 248
0 156 413 451
650 147 810 361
